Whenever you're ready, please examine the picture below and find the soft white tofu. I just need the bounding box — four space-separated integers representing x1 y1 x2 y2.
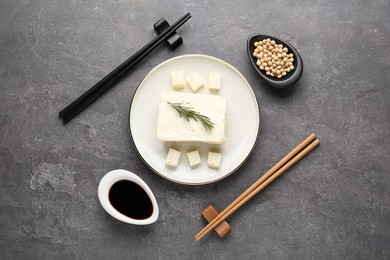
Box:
157 91 226 144
208 72 221 91
187 150 201 167
207 151 222 169
166 148 181 167
171 71 185 89
187 72 204 92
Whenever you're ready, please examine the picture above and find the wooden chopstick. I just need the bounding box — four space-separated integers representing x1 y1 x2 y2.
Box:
195 134 320 240
59 13 191 123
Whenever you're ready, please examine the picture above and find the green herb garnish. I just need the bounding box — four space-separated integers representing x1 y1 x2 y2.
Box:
168 102 215 131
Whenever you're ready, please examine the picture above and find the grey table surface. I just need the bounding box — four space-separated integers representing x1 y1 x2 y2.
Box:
1 0 389 259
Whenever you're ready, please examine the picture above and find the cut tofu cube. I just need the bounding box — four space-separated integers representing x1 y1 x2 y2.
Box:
187 72 204 92
166 148 181 167
207 151 222 169
171 71 185 89
157 91 226 144
187 150 201 167
208 72 221 91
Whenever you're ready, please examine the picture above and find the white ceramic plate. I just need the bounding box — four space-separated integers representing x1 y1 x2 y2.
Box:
129 54 260 185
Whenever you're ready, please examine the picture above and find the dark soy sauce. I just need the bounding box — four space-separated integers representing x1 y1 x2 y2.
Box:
109 180 153 220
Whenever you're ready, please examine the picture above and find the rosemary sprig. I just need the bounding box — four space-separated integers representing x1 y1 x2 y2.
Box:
168 102 215 131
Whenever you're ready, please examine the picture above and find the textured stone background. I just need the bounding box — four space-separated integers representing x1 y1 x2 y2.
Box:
1 0 389 259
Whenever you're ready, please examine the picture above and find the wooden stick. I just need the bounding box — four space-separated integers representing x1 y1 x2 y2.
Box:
195 133 316 239
195 134 320 240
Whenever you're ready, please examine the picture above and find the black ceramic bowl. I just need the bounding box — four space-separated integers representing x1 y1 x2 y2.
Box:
247 34 303 88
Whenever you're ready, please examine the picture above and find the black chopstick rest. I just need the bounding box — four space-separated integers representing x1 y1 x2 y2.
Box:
154 18 183 49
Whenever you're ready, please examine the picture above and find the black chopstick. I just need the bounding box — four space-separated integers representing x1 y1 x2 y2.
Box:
59 13 191 123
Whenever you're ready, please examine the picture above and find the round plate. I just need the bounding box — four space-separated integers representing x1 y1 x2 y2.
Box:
129 54 260 185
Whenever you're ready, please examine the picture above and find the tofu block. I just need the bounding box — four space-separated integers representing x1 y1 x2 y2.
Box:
187 72 204 92
187 150 201 167
208 72 221 91
171 71 185 89
166 148 181 167
207 151 222 169
157 91 226 144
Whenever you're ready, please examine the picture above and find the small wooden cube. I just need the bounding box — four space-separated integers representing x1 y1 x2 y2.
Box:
166 148 181 167
171 71 185 89
207 151 222 169
187 150 201 167
187 72 204 92
208 72 221 91
201 204 231 238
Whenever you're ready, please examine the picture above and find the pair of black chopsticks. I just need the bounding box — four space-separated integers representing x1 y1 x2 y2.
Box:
59 13 191 124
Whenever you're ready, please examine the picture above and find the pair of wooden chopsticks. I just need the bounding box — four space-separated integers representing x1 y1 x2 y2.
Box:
58 13 191 124
195 133 320 240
